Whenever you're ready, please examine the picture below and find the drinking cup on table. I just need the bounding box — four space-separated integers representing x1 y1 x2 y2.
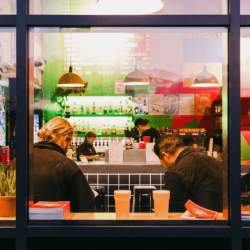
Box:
153 190 170 218
114 190 131 219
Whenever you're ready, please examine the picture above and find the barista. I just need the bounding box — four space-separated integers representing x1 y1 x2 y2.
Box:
135 118 160 143
76 132 100 161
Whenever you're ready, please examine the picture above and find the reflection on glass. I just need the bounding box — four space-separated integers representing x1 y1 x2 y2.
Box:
0 28 16 221
241 28 250 221
241 0 250 15
29 27 228 221
0 1 16 14
29 0 227 15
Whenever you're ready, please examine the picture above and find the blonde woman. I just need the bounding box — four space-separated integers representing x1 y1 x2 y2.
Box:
31 117 95 212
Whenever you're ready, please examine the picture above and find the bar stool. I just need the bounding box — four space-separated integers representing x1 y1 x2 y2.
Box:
132 185 156 212
91 185 107 212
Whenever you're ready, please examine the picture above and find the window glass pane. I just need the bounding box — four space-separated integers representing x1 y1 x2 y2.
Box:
0 1 16 14
0 28 16 223
29 0 227 15
241 28 250 221
241 0 250 15
29 27 228 222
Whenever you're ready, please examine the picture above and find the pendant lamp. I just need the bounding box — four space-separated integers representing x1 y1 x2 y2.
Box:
58 65 87 88
192 65 221 88
123 67 149 86
92 0 164 15
57 65 88 95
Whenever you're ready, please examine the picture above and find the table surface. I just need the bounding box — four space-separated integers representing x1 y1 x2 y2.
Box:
0 212 227 221
76 160 161 166
78 162 165 173
71 212 225 220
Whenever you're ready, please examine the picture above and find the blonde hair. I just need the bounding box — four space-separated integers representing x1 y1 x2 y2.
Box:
38 117 74 142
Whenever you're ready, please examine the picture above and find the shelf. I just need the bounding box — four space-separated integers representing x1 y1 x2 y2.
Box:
67 114 133 117
75 134 125 138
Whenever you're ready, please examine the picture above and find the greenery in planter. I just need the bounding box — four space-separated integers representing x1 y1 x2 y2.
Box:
0 160 16 196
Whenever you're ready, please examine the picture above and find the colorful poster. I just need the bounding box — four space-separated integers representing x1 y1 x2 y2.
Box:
148 94 164 115
132 95 148 115
115 80 125 94
179 94 194 115
195 93 211 115
163 94 179 115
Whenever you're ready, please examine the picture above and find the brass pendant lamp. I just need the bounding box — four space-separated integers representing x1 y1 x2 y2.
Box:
58 65 88 88
57 65 88 94
192 65 220 88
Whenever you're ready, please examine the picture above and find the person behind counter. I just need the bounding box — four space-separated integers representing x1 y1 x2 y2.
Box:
76 132 100 161
154 135 223 212
31 117 95 212
135 118 160 143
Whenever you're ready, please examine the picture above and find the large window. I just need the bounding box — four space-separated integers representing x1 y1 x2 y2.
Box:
0 28 16 222
241 0 250 15
241 28 250 221
0 1 16 14
29 0 227 15
29 27 228 222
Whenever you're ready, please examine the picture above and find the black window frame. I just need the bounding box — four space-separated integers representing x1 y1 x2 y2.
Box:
0 0 247 249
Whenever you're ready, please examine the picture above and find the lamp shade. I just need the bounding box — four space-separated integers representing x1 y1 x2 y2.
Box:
123 68 149 86
92 0 164 15
58 66 88 88
192 66 220 87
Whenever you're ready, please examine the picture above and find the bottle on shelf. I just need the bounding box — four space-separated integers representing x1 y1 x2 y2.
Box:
80 105 85 114
72 102 78 115
108 104 113 115
85 105 90 115
103 105 108 115
92 102 96 114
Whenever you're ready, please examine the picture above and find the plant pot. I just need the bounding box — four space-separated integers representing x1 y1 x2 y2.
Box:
0 196 16 217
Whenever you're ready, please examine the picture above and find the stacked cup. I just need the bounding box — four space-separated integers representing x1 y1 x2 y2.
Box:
153 190 170 218
114 190 131 219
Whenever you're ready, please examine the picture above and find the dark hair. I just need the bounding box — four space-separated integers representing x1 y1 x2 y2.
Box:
134 118 149 127
85 131 96 138
154 135 184 158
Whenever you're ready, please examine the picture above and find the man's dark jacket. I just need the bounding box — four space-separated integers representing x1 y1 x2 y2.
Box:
30 141 95 212
165 147 223 212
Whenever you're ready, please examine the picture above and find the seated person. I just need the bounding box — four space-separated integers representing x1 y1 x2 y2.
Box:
154 135 223 212
135 118 160 143
76 132 100 161
31 117 95 212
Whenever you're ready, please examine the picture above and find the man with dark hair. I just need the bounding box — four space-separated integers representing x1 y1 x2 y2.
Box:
154 135 223 212
76 132 100 161
134 118 160 142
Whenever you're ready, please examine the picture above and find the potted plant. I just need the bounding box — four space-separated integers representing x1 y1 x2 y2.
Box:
0 160 16 217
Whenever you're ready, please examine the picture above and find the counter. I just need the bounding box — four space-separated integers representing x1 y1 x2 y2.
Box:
77 161 166 212
71 212 225 220
76 160 164 173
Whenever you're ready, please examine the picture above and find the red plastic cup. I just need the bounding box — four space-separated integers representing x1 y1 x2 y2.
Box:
139 142 146 149
143 136 150 143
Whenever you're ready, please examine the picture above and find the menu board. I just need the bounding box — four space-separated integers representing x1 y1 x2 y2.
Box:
194 93 211 115
163 94 179 115
148 94 164 115
133 95 148 115
179 94 194 115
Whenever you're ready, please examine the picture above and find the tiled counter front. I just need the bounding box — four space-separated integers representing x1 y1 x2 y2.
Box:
78 163 166 212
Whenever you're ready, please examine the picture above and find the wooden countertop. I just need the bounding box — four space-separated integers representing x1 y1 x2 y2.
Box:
0 213 226 221
71 212 225 220
0 217 15 220
77 161 165 173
